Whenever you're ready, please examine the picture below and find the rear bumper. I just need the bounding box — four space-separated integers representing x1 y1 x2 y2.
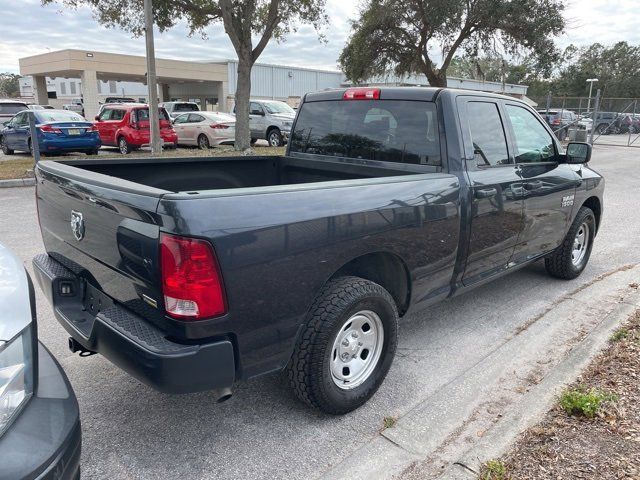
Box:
39 135 101 152
0 343 81 480
32 253 236 394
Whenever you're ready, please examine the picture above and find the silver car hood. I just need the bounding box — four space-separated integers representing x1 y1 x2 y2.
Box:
0 243 32 342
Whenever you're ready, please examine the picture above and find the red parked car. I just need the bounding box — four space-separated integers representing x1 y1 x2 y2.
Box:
94 103 178 154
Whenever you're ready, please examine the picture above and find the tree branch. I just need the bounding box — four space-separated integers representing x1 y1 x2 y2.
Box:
252 0 281 62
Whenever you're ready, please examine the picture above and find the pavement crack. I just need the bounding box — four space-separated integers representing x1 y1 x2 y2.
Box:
453 461 478 475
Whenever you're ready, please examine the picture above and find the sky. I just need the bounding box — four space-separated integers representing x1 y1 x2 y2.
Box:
1 0 638 74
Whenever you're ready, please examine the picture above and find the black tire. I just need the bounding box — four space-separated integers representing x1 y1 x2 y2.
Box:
27 138 33 156
118 136 131 154
287 276 398 414
545 206 596 280
267 128 283 147
86 149 99 155
596 124 608 135
0 136 13 155
197 134 210 150
250 138 257 146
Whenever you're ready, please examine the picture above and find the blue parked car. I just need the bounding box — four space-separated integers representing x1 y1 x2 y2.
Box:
1 109 101 156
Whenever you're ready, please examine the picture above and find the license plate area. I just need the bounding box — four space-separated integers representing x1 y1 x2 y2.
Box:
82 280 113 316
68 128 81 135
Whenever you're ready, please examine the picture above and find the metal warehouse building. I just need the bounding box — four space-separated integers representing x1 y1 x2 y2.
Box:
18 49 529 121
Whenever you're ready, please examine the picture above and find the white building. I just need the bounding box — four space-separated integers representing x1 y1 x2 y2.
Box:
18 49 529 120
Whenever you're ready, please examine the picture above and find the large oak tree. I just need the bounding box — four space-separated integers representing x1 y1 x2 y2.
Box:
42 0 327 149
339 0 565 87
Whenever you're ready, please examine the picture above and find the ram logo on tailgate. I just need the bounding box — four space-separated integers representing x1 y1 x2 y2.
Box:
70 210 85 241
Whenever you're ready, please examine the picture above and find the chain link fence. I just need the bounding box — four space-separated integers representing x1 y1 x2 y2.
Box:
530 94 640 147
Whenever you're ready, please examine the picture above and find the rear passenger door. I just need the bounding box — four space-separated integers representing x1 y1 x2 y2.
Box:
503 103 581 263
459 97 525 285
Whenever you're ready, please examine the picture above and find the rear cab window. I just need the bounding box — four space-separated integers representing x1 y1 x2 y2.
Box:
290 100 440 166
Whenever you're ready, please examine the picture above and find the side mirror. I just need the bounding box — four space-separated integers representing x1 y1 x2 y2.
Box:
566 142 592 164
94 115 101 121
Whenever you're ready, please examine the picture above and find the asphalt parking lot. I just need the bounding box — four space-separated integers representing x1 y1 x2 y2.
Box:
1 143 639 479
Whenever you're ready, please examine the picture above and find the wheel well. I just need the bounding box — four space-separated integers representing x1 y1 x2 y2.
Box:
266 126 281 136
583 196 601 232
333 252 411 316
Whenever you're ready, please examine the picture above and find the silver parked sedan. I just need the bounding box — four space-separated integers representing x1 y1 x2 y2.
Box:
173 111 236 149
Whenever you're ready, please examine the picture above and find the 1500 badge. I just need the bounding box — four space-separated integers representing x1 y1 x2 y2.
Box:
561 194 575 208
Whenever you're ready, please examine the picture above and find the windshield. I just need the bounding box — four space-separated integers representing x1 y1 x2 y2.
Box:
290 100 441 166
0 104 26 115
174 103 199 112
263 102 295 115
36 111 86 122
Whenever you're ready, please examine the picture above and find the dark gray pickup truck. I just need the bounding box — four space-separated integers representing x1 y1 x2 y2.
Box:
32 87 603 414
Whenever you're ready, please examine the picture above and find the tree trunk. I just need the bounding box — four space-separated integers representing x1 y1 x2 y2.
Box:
234 57 253 150
425 68 448 87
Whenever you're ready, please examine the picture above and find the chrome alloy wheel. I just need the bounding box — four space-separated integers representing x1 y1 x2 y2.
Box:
330 310 384 390
571 222 589 266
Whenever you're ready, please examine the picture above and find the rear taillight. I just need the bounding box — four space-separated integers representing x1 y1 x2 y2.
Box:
160 233 226 320
39 125 62 134
343 88 381 100
552 119 561 125
210 123 229 129
85 125 98 132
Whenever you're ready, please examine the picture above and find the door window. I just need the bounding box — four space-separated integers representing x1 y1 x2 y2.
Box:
110 109 126 121
174 114 190 124
250 102 264 116
188 114 205 123
98 108 112 121
505 105 556 163
14 112 28 127
466 102 510 166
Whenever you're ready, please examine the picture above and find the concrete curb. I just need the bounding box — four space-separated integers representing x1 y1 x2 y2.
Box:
0 178 35 188
317 267 640 480
438 290 640 479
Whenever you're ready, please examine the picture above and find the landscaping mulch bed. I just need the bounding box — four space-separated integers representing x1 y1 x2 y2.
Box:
486 306 640 479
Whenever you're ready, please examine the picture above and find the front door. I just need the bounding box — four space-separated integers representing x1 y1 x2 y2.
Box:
12 112 30 151
249 102 265 138
503 103 581 263
459 98 525 285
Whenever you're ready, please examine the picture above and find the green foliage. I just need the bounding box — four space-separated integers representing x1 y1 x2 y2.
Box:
611 328 630 342
339 0 565 87
480 460 507 480
0 73 21 98
382 416 397 429
40 0 327 149
524 42 640 97
559 387 616 418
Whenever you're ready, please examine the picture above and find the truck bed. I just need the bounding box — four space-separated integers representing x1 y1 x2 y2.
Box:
60 154 426 193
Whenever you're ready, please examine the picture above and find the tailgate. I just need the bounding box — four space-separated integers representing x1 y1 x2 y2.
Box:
35 161 169 322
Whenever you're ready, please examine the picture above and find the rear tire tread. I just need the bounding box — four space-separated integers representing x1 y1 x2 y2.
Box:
287 276 397 414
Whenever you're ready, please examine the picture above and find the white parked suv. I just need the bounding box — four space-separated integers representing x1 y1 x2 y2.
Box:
160 101 200 119
234 100 296 147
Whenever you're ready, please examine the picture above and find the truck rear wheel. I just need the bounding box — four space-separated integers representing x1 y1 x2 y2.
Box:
545 206 596 280
287 276 398 414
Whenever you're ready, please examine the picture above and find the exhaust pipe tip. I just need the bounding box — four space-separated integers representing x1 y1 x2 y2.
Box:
214 387 233 403
68 337 97 357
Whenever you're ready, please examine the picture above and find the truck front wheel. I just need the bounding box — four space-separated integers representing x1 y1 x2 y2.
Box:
287 276 398 414
545 206 596 280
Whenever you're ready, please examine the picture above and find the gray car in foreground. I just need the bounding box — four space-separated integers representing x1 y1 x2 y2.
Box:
0 243 81 480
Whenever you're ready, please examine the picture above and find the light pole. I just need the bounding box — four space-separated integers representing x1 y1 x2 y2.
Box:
586 78 598 114
144 0 162 154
